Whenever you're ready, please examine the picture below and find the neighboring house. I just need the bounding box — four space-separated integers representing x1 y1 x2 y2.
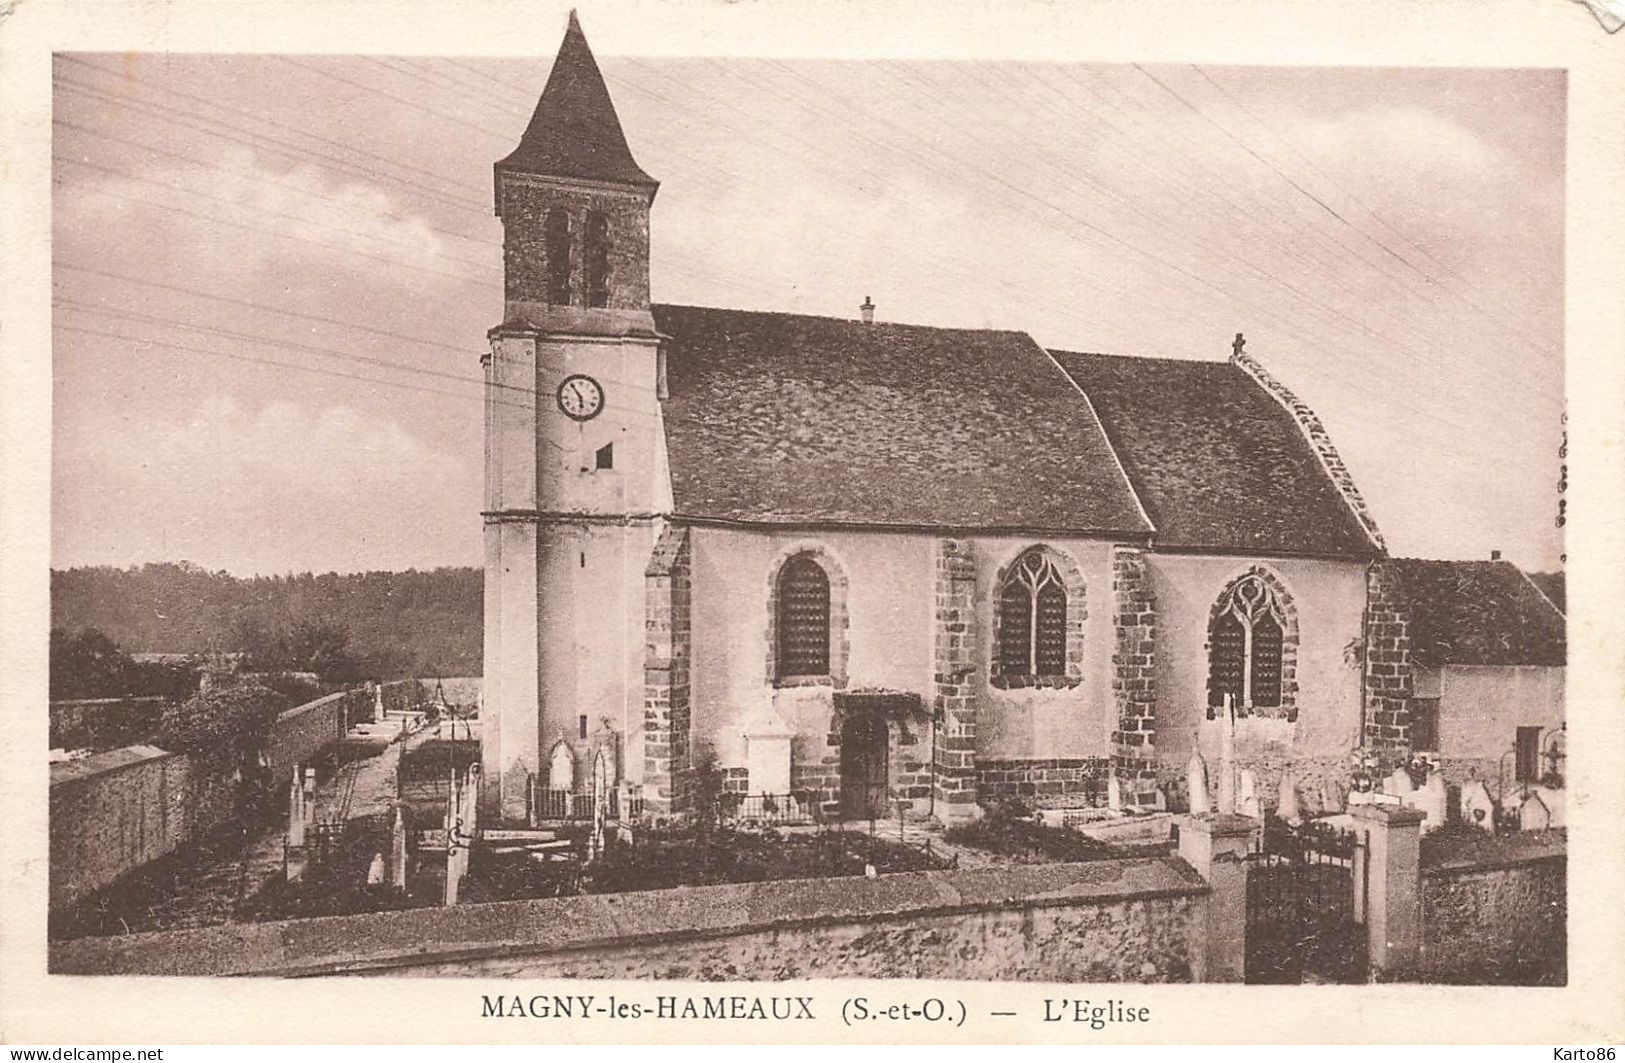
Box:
475 16 1558 824
1387 559 1567 794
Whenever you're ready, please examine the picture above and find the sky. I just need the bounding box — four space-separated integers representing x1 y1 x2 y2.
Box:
50 46 1566 575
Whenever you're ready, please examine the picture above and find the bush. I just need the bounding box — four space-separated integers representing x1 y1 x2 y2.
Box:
158 678 289 755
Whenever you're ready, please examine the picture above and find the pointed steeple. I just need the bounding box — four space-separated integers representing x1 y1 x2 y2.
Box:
496 11 658 192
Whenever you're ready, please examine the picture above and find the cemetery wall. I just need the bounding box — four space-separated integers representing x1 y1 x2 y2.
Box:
1421 849 1565 984
49 696 166 751
50 858 1207 979
49 745 238 912
49 678 468 913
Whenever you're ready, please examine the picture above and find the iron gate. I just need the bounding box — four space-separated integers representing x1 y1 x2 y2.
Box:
1244 817 1367 984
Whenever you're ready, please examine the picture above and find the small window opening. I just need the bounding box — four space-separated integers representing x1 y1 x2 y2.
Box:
584 210 610 308
544 208 572 306
1515 726 1542 783
579 714 589 740
579 551 586 568
595 442 614 470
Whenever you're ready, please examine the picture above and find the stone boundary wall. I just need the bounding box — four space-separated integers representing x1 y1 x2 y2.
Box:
51 857 1206 980
977 757 1109 807
50 696 166 751
1420 848 1565 984
49 677 478 913
49 746 239 913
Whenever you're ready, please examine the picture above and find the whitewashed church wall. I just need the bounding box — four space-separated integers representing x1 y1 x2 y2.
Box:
1148 553 1367 802
687 526 935 769
535 521 658 791
970 536 1118 762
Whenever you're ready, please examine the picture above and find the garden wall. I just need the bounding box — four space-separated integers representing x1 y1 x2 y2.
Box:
1421 848 1565 984
49 678 470 913
51 858 1207 980
50 696 165 751
49 745 239 913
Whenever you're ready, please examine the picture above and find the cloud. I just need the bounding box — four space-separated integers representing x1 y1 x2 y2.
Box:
56 145 459 281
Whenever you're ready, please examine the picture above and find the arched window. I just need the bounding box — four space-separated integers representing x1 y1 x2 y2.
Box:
544 208 572 305
584 210 610 308
996 549 1069 677
1208 573 1288 711
776 555 830 679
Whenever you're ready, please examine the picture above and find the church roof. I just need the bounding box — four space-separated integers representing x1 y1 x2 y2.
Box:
1386 559 1566 667
1050 350 1379 558
496 12 658 191
652 304 1153 535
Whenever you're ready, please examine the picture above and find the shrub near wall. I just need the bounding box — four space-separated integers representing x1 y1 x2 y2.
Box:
1422 853 1566 985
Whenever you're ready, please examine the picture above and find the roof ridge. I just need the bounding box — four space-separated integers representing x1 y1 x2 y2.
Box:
651 301 1031 337
1049 347 1234 369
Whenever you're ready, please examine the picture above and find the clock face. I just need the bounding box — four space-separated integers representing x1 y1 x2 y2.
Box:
557 374 605 421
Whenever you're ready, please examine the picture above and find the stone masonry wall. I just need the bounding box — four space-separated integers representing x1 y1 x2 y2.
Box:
977 757 1110 809
643 525 693 814
1364 561 1415 769
1111 546 1159 803
931 539 979 820
52 860 1207 981
1422 854 1566 984
498 176 650 311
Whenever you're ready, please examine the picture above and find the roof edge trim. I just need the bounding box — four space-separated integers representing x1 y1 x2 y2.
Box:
1230 348 1388 555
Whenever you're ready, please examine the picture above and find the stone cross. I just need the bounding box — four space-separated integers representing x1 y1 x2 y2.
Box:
1216 694 1237 816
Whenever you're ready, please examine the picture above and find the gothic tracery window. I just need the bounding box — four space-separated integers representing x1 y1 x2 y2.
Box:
1208 573 1287 710
997 549 1069 677
776 555 831 678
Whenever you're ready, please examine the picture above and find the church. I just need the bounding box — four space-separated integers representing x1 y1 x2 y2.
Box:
478 14 1459 825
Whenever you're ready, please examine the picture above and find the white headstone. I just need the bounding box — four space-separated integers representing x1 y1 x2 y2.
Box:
1416 772 1448 834
1216 696 1237 815
367 852 386 886
1186 750 1210 816
1460 780 1497 832
1518 791 1552 831
1386 767 1415 798
390 807 408 889
1277 772 1302 824
373 683 385 723
287 767 306 848
1107 774 1124 812
1238 769 1260 818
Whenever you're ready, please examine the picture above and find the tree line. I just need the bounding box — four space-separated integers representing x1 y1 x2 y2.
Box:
51 563 483 688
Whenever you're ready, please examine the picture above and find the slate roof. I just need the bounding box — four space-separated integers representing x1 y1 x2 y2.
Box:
496 12 658 191
1526 570 1565 614
652 304 1152 534
1049 350 1378 558
1387 559 1566 668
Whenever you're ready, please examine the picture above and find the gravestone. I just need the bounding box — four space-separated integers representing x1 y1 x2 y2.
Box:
1277 772 1302 824
1518 791 1551 831
1238 769 1260 819
1415 772 1447 834
1186 749 1210 816
1460 780 1497 832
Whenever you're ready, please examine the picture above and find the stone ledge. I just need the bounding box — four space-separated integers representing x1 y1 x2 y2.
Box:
1424 844 1566 877
49 858 1205 978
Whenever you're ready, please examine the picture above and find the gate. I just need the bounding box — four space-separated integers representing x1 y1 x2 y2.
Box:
1244 817 1367 984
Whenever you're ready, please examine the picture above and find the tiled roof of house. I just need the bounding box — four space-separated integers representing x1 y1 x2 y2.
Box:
652 304 1153 534
1388 559 1566 667
1526 570 1565 613
1049 350 1379 558
496 13 658 191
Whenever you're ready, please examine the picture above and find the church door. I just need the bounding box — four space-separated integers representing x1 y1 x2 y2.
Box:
839 713 890 820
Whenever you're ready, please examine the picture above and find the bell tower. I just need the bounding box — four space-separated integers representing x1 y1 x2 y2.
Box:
482 11 670 820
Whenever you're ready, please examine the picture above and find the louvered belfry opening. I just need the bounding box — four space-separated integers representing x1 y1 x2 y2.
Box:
544 208 571 305
777 555 831 678
584 210 611 308
997 549 1069 677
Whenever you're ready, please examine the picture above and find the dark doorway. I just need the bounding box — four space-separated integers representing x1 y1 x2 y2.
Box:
839 713 889 820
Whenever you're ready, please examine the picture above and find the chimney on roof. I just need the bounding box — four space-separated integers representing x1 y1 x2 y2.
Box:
860 296 875 325
1490 549 1502 561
